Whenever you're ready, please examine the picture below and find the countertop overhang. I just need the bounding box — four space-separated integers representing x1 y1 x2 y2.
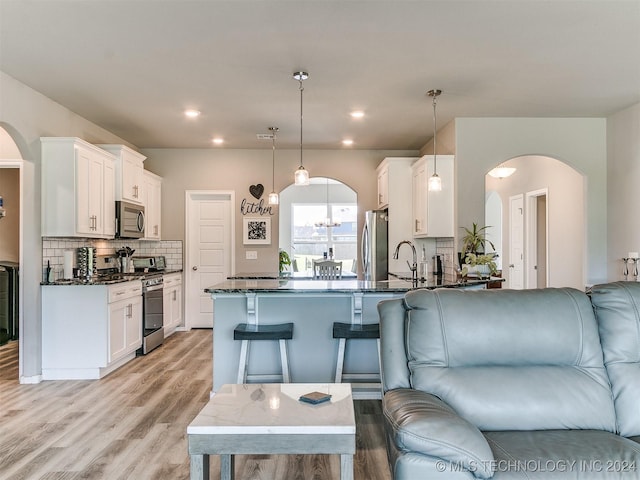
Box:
206 273 502 294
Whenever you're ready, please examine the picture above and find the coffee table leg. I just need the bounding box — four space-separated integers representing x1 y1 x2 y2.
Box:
340 454 353 480
190 454 210 480
220 454 235 480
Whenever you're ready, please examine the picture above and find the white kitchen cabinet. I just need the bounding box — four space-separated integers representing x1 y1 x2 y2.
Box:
41 137 116 238
41 280 142 380
143 170 162 240
108 281 143 364
163 272 183 336
376 157 417 272
376 163 389 208
412 155 454 238
98 144 146 205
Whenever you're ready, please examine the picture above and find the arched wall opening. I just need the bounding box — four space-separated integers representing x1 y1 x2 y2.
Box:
485 155 585 289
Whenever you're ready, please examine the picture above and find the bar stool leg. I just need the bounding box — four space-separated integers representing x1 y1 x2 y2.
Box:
279 339 291 383
334 338 347 383
237 339 250 384
376 338 382 382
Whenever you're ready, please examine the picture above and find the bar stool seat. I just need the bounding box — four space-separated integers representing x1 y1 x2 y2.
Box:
234 323 293 384
332 322 381 384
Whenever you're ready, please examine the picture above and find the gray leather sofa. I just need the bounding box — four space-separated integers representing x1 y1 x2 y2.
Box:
378 285 640 479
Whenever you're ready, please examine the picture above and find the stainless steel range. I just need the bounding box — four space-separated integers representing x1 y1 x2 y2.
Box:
133 256 166 355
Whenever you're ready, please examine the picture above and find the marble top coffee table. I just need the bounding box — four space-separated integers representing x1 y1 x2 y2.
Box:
187 383 356 480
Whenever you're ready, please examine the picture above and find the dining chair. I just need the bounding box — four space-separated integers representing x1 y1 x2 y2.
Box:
313 260 343 280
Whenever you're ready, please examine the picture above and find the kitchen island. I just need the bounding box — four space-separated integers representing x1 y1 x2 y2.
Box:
206 275 499 399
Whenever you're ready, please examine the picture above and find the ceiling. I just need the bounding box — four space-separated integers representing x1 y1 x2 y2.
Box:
1 1 639 150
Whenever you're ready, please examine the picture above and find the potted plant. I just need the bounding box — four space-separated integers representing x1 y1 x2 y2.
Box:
461 252 498 278
279 249 292 274
461 222 495 255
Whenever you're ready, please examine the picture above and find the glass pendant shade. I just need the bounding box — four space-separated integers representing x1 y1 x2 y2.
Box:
294 166 310 186
268 191 279 205
428 173 442 191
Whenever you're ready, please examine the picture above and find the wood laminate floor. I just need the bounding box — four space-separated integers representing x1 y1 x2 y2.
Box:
0 331 391 480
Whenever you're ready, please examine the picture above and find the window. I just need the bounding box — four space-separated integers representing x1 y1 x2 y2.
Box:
291 203 357 273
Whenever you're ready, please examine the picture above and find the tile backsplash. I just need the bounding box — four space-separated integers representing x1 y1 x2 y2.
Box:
435 237 456 276
42 238 183 279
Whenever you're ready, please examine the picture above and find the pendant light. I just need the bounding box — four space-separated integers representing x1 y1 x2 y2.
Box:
315 178 341 228
268 126 279 205
427 89 443 192
293 71 310 186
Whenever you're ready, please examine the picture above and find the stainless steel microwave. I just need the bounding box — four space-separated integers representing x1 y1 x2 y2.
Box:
115 201 145 238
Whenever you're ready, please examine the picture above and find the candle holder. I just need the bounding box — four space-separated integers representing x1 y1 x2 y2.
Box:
634 258 639 280
623 257 629 280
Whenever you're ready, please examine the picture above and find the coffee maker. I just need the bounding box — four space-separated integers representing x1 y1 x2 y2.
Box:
432 254 443 276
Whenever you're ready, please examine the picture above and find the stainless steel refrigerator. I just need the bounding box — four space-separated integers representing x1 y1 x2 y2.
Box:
361 210 388 281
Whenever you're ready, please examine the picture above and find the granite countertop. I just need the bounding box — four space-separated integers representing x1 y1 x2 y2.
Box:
206 273 500 294
41 269 183 286
228 271 357 280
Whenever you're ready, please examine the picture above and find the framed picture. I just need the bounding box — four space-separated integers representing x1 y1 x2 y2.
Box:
243 217 271 245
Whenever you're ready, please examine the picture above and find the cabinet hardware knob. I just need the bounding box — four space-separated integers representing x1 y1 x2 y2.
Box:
192 266 198 271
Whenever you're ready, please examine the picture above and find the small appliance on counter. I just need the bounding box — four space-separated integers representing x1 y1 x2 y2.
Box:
77 247 96 280
432 254 443 276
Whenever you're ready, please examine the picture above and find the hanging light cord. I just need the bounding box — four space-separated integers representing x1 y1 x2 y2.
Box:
271 129 277 190
432 93 437 174
299 77 304 168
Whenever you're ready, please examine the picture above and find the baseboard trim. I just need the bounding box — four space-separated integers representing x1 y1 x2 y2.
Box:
20 374 43 384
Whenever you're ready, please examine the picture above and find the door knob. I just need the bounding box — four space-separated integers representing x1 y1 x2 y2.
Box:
192 266 198 271
509 264 515 268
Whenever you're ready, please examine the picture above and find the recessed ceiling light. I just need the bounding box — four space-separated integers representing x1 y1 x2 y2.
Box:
185 109 201 118
350 111 365 119
342 139 354 146
212 137 224 145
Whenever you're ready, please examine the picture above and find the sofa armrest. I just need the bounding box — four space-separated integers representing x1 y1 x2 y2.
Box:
383 389 495 479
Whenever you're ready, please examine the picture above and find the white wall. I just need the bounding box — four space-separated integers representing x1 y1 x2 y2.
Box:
455 118 607 287
607 102 640 281
486 156 584 289
142 148 416 274
0 71 133 379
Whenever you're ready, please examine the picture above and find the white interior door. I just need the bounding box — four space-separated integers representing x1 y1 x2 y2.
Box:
185 191 234 329
509 194 524 289
525 189 548 288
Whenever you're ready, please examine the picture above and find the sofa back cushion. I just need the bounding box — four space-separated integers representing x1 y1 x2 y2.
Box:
590 281 640 437
404 287 616 432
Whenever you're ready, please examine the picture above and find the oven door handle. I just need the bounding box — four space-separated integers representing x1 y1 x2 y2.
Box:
143 284 164 292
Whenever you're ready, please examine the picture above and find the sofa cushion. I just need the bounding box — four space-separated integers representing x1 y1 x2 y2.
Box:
384 389 495 479
486 430 640 479
404 288 616 431
590 281 640 438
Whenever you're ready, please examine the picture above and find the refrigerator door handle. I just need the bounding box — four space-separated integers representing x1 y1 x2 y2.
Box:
361 222 369 276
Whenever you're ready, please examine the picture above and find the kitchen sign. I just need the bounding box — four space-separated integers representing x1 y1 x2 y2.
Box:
240 183 274 216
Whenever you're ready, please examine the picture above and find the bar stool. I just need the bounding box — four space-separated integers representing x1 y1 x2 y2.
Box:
332 322 381 383
234 323 294 384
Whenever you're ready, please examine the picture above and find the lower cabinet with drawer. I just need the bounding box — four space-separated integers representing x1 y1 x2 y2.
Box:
42 280 143 380
163 272 183 336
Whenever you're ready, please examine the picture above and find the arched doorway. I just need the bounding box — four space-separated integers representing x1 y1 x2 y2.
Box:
279 177 358 275
485 155 585 289
0 126 24 379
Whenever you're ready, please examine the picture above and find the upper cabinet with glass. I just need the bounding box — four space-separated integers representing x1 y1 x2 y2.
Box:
412 155 455 238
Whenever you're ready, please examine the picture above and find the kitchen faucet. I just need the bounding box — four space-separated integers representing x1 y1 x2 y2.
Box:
393 240 418 284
